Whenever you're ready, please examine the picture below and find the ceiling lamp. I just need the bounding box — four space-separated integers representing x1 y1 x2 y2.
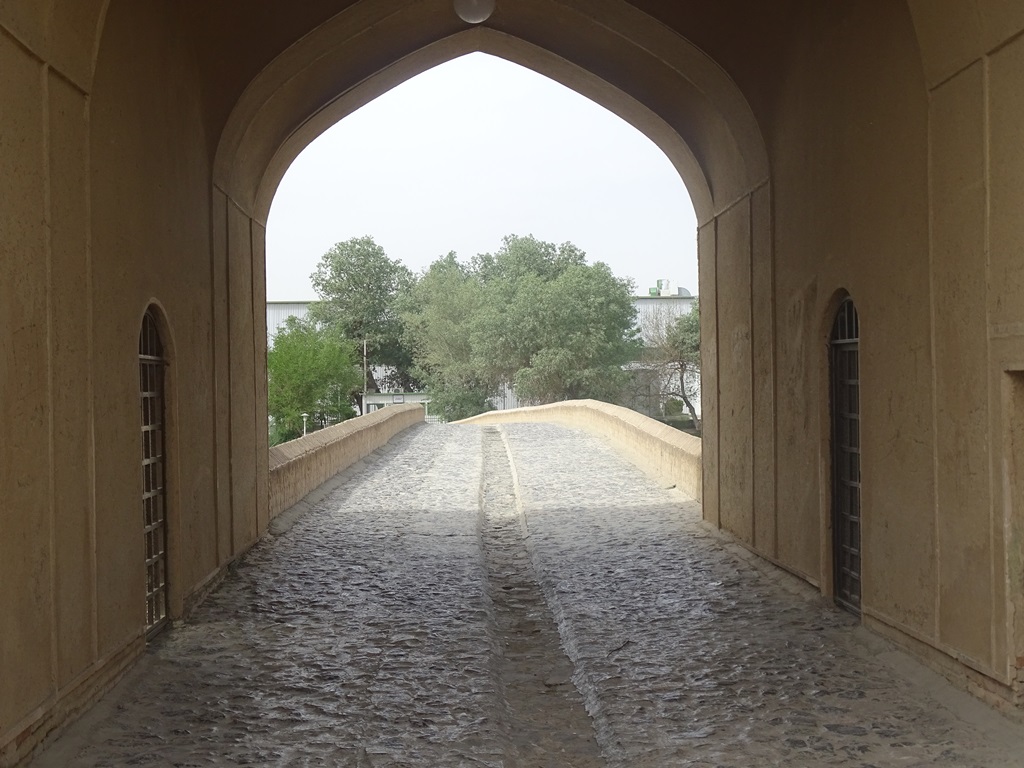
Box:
453 0 495 24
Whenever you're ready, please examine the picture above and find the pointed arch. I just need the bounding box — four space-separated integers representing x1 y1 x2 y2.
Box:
212 0 770 227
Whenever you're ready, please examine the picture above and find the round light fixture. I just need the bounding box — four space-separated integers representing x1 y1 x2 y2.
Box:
453 0 495 24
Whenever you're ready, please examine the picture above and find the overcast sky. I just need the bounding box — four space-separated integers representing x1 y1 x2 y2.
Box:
266 52 698 301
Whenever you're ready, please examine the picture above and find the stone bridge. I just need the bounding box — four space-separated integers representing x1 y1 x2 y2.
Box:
30 413 1024 767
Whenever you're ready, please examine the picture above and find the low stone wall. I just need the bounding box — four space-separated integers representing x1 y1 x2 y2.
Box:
268 404 425 518
457 400 702 502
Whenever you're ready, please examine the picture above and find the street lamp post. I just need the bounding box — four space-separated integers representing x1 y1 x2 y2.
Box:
301 412 309 437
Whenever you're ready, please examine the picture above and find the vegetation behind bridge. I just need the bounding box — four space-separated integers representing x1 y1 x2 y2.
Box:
269 234 700 435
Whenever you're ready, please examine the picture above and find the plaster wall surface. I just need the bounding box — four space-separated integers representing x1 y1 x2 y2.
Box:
212 188 234 567
715 199 754 544
0 26 53 739
226 204 259 553
930 61 992 669
88 0 219 655
990 35 1024 681
49 67 94 691
698 221 720 530
745 0 1024 695
765 2 939 625
749 187 775 557
0 2 269 762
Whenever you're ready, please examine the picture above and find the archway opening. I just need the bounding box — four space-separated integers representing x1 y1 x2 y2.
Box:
264 52 701 431
210 0 771 559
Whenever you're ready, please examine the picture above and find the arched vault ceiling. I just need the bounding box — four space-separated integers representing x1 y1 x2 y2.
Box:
209 0 771 227
248 29 715 225
905 0 1024 87
0 0 109 90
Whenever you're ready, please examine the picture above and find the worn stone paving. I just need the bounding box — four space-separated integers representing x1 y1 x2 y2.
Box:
501 422 1024 767
33 422 1024 767
479 427 602 767
38 426 507 767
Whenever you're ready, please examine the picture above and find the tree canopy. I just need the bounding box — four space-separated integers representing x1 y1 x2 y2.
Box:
269 233 656 431
397 253 493 421
267 316 361 444
400 234 640 420
308 236 417 393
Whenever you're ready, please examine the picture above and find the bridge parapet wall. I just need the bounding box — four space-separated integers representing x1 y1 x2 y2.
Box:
268 405 424 518
458 400 702 503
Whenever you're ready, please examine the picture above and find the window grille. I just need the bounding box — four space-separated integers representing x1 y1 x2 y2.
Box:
139 309 168 635
830 298 861 614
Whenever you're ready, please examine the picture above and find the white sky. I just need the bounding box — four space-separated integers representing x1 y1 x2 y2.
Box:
265 52 698 301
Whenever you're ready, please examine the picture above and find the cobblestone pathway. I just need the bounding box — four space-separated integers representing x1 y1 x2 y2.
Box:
33 423 1024 767
479 427 602 766
501 423 1024 767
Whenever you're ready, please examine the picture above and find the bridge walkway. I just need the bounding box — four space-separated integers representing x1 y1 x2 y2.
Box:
33 423 1024 767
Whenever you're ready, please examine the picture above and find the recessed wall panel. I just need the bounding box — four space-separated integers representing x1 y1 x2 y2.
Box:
930 63 992 668
716 199 753 545
698 221 719 528
213 189 233 565
989 37 1024 331
228 206 258 553
49 72 96 686
751 185 776 557
0 37 54 733
252 223 270 535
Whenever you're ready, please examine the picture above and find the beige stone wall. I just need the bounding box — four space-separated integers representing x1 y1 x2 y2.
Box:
0 2 273 763
906 0 1024 698
764 0 937 646
697 0 1024 706
458 401 702 503
269 406 425 518
0 5 128 763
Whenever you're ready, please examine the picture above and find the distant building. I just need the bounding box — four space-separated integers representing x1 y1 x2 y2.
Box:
633 279 696 333
628 280 700 421
266 301 312 344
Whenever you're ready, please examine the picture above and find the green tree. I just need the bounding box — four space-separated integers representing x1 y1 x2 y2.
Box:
664 301 701 429
470 235 639 403
401 235 640 417
471 233 587 283
638 300 701 431
267 316 361 443
308 236 418 395
501 261 640 403
397 253 494 421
